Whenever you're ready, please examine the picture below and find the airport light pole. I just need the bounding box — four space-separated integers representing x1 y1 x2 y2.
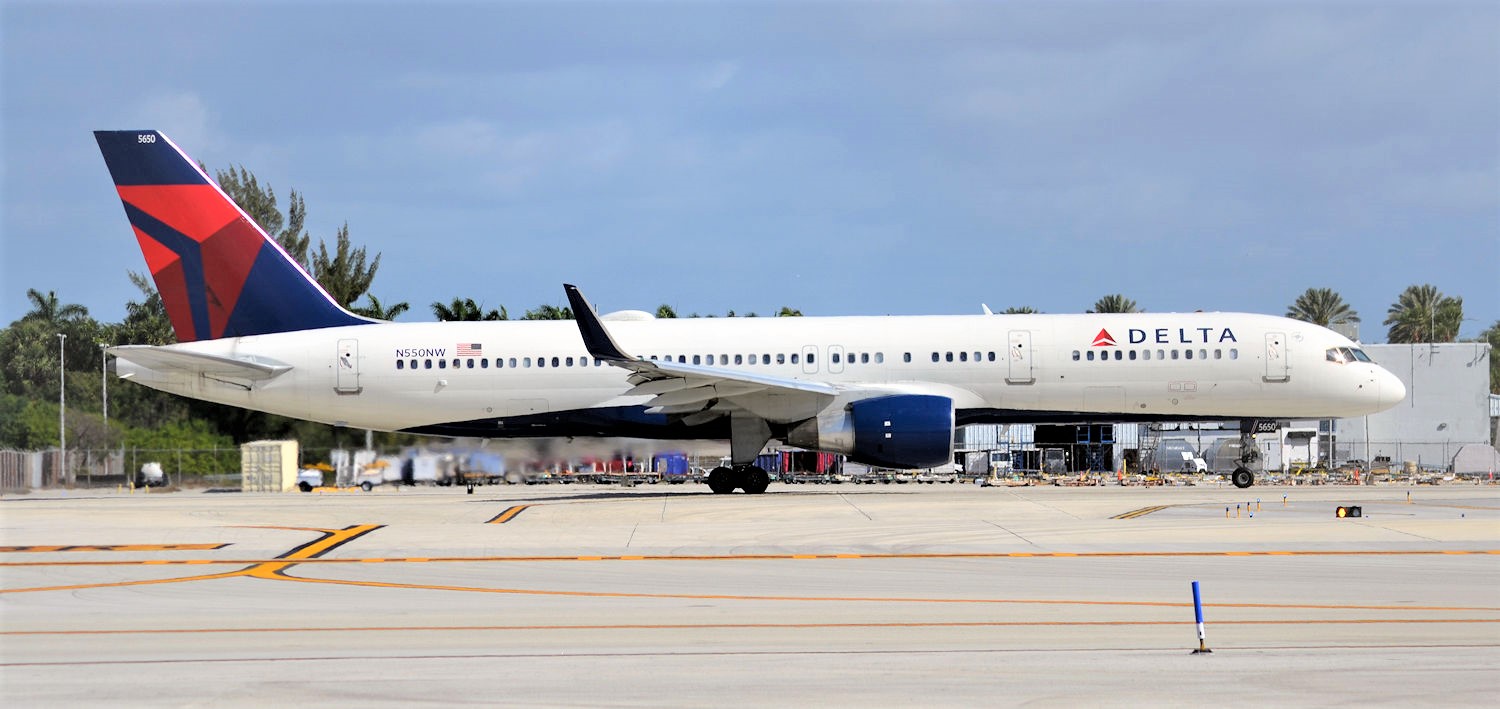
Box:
57 333 66 485
100 343 109 483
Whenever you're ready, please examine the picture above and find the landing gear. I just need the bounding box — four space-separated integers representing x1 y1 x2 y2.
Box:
1233 419 1264 489
707 466 737 494
705 465 771 494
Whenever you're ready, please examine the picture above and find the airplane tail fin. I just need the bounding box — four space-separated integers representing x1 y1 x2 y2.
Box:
94 130 370 342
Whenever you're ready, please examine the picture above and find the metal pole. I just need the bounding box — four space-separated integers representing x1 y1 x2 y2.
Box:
99 343 107 487
58 333 66 485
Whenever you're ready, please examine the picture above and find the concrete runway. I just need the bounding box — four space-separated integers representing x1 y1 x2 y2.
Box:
3 483 1497 707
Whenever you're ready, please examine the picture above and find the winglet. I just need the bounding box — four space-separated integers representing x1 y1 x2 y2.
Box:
564 284 632 362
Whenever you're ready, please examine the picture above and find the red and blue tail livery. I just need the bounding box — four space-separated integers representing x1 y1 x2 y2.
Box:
94 130 369 342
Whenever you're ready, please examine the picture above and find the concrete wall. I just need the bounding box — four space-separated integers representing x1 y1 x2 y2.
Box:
1336 343 1492 470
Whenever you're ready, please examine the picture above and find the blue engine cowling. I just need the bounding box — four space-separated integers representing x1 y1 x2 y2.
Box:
786 394 954 469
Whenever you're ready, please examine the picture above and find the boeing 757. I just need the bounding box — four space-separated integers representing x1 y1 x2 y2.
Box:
94 130 1405 492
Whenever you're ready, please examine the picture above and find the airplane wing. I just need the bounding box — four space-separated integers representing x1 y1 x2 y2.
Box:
109 345 292 382
565 285 839 425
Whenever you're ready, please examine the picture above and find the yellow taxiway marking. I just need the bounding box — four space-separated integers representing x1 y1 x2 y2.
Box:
1111 505 1172 520
486 505 531 524
7 618 1500 638
0 544 228 553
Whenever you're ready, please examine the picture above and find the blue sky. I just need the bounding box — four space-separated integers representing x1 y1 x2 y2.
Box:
3 1 1496 341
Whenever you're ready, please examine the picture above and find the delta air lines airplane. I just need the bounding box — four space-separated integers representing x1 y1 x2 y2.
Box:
94 130 1405 493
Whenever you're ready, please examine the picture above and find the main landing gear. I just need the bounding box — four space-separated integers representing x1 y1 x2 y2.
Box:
1232 418 1262 489
707 465 771 495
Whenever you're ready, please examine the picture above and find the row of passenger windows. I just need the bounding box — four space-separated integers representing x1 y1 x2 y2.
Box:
397 356 607 370
646 351 889 366
1071 348 1240 362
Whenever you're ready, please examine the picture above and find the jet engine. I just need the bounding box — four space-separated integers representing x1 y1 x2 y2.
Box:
785 394 954 469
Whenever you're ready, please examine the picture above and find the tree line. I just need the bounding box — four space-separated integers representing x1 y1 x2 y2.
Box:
1 162 1495 460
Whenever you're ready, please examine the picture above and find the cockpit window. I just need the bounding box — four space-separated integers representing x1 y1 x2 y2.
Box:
1326 347 1372 364
1326 348 1347 363
1350 348 1372 362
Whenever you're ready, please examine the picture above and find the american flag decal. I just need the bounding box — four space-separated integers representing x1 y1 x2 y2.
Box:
457 343 483 356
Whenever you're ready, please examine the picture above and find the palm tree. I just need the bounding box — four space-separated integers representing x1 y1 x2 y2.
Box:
23 288 88 325
353 294 411 321
655 304 677 319
431 297 506 321
1384 284 1463 343
776 306 803 317
1285 288 1359 327
522 304 573 320
1088 294 1137 314
1002 306 1038 314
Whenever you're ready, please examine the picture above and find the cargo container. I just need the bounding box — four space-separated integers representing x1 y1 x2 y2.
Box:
241 440 299 492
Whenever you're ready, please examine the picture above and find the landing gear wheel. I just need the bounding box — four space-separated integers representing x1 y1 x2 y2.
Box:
707 466 737 494
1232 467 1254 489
737 465 770 494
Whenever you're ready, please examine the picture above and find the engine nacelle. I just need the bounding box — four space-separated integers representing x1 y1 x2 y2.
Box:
785 395 954 469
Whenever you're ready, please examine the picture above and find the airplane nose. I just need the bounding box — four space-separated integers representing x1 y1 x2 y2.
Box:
1376 368 1406 411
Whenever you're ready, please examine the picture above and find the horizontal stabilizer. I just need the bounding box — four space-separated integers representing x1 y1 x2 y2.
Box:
109 345 292 381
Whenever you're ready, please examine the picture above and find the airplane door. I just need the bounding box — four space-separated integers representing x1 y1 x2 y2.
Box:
801 345 818 374
1264 332 1289 382
335 339 362 394
1006 331 1034 384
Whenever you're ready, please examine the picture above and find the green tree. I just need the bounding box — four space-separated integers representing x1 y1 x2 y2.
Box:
432 298 506 321
1088 294 1138 313
1003 306 1038 314
775 306 803 317
215 165 311 268
22 288 89 325
655 304 677 319
1384 284 1463 343
522 304 574 320
310 223 380 308
1286 288 1359 328
352 294 410 321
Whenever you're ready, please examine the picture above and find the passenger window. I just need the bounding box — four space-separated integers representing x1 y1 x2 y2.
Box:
509 358 517 368
1114 351 1122 360
1171 350 1179 360
988 352 996 362
480 359 488 369
903 352 911 363
1143 350 1151 361
1073 350 1081 361
439 359 447 369
777 353 786 364
1157 349 1166 360
974 351 981 362
945 352 954 362
523 357 532 368
1087 351 1095 361
467 359 475 369
960 352 968 362
832 352 841 364
1128 351 1137 361
693 355 701 365
735 354 743 365
425 359 432 369
410 359 417 369
1230 349 1239 360
397 360 404 370
1214 349 1222 360
1185 349 1193 360
862 353 870 364
762 353 770 363
875 353 884 364
792 354 800 364
931 352 939 363
808 353 815 364
1199 349 1207 360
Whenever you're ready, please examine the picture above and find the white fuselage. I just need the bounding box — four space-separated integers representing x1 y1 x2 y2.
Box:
115 311 1404 437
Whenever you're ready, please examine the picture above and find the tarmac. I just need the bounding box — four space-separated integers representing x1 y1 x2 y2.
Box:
2 482 1497 707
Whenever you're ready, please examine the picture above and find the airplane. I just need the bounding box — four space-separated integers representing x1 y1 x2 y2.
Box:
94 130 1406 493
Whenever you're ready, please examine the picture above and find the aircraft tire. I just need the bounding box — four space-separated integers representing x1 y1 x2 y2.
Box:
707 466 737 494
1232 468 1254 489
739 465 770 495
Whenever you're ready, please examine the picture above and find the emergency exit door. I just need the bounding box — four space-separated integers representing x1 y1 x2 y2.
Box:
1006 331 1034 384
1263 332 1289 382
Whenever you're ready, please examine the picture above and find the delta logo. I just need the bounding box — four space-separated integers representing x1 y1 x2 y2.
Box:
1092 329 1117 347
